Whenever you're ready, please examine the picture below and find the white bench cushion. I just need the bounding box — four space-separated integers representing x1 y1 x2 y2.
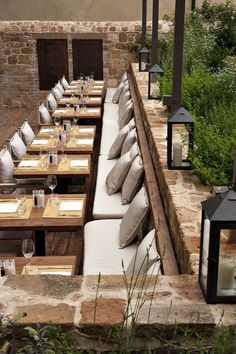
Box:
92 155 130 219
103 103 119 123
100 120 119 155
105 88 117 103
83 219 138 275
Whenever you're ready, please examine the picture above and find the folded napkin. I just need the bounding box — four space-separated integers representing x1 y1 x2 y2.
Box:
87 108 100 113
94 85 103 89
91 90 101 93
54 108 67 113
90 97 100 101
79 128 94 133
32 139 48 145
0 202 18 213
59 200 83 211
95 81 104 84
70 160 88 167
41 271 71 276
77 139 93 145
40 128 55 133
19 160 38 167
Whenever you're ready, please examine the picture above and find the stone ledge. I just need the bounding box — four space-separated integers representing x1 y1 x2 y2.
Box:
1 274 236 332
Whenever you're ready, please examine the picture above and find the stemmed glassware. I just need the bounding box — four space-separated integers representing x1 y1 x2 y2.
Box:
22 238 35 274
54 117 60 128
16 188 26 217
47 175 57 195
22 239 35 261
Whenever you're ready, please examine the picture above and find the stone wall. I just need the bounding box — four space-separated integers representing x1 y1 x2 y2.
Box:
0 21 141 107
0 20 173 108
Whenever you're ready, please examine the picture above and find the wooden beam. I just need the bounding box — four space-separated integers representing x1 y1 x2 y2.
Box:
128 68 179 275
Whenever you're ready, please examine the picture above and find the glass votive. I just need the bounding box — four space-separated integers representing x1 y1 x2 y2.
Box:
60 153 67 164
49 193 59 206
17 200 26 218
4 259 16 275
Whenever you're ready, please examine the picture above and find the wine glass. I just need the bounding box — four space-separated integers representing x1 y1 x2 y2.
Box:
16 188 26 217
22 239 35 274
47 175 57 195
22 239 35 261
54 117 60 128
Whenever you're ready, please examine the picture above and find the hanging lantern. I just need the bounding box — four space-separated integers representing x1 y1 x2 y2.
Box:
148 64 164 99
199 188 236 303
139 47 150 72
167 107 194 169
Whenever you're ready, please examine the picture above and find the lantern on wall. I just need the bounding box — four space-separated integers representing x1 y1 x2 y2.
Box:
199 188 236 303
139 47 150 72
148 64 164 100
167 107 194 169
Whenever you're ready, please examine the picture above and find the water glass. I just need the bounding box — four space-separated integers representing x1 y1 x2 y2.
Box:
4 259 16 275
49 193 59 206
16 188 26 217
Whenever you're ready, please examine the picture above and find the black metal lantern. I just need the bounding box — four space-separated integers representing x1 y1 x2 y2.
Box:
139 47 150 72
148 64 164 99
199 189 236 303
167 107 194 169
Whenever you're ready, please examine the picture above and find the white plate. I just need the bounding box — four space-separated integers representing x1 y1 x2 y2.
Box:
0 202 18 213
59 200 83 211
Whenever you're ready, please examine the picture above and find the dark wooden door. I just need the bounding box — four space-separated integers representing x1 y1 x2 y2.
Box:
72 39 103 80
37 39 69 90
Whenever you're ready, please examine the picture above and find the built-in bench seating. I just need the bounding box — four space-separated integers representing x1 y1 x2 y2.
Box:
83 71 173 276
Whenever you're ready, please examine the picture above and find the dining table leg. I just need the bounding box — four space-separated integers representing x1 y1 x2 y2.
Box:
35 230 46 256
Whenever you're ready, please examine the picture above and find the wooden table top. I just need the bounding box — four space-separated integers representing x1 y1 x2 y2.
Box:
52 107 101 120
14 154 91 178
0 194 86 231
27 127 95 154
58 96 102 107
1 256 77 275
37 125 96 137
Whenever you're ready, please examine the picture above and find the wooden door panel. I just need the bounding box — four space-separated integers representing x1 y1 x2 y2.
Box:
72 39 103 80
37 39 69 90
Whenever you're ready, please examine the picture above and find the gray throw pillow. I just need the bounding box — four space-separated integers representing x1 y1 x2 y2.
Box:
112 81 124 104
121 128 137 155
106 151 132 195
119 186 149 248
21 121 35 146
0 147 15 183
126 229 161 275
10 132 27 160
122 156 144 204
119 100 133 130
108 124 129 160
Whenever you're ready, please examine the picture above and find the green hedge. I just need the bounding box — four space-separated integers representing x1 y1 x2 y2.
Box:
160 0 236 185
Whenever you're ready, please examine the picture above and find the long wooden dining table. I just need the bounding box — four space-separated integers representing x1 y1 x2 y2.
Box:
27 126 96 155
0 194 86 256
1 256 77 275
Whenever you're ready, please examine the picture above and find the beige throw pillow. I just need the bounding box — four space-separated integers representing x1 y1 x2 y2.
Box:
128 118 136 131
106 151 132 195
119 186 149 248
39 104 52 124
126 229 161 275
112 81 124 104
121 72 128 82
21 121 35 146
122 156 144 204
47 93 57 111
130 142 140 161
119 100 133 130
121 128 137 155
52 87 62 101
0 147 15 183
10 132 27 160
61 76 69 89
108 125 129 160
119 90 131 113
